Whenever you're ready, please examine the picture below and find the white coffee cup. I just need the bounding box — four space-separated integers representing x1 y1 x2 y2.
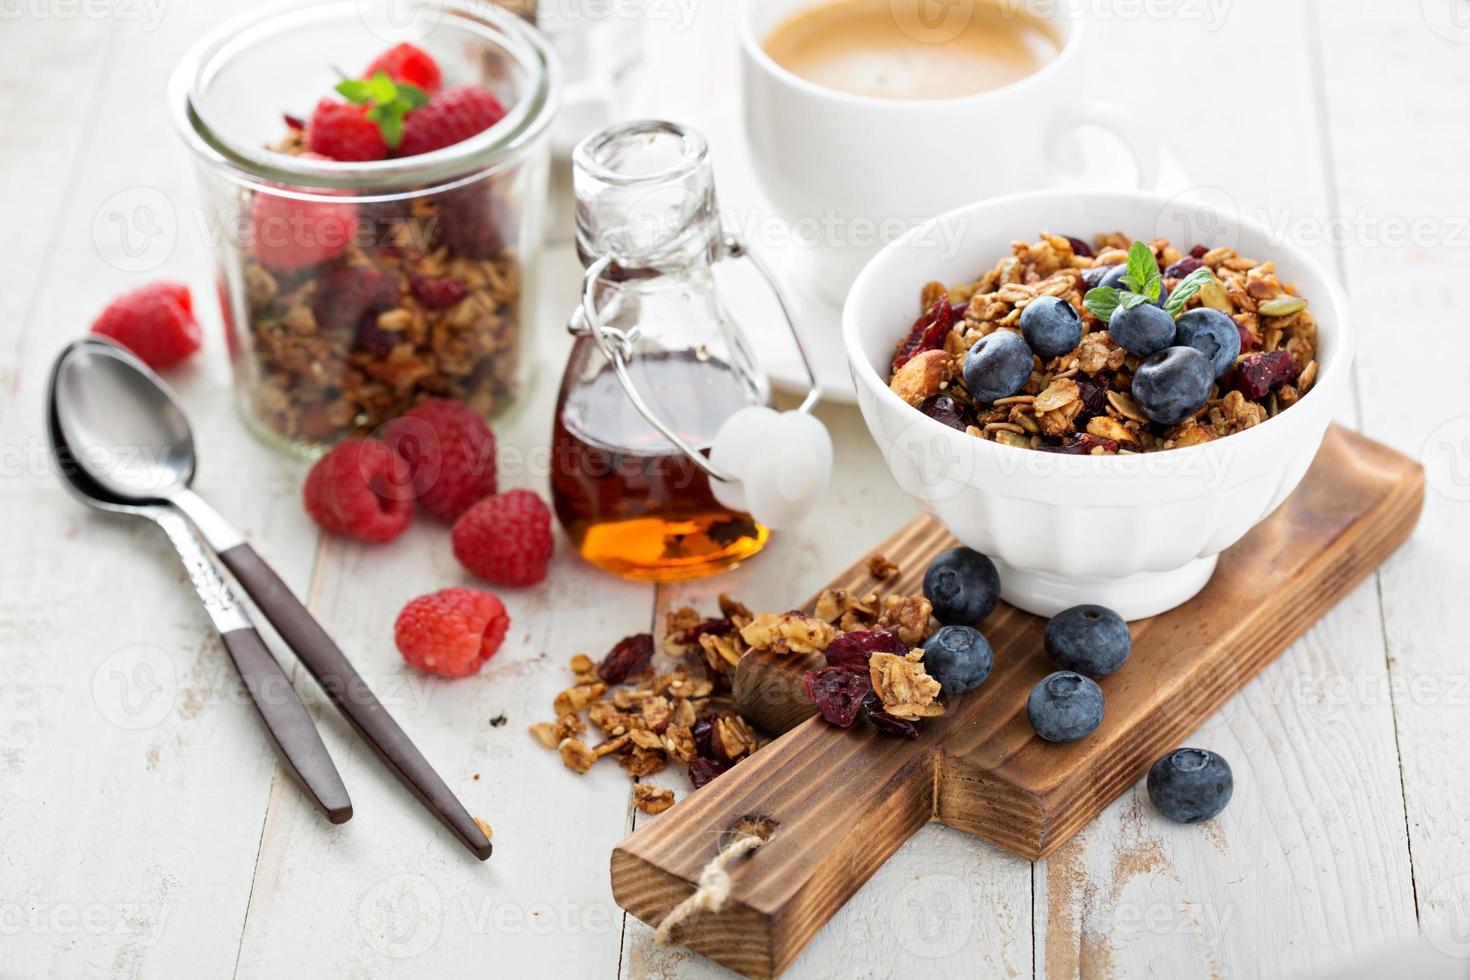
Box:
739 0 1161 305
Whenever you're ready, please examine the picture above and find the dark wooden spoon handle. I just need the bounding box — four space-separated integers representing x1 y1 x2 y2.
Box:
220 627 353 824
218 543 492 861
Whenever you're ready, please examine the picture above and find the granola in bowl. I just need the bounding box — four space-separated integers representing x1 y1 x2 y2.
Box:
885 233 1320 454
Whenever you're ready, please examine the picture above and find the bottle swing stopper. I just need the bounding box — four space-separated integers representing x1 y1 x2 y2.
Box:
579 238 833 531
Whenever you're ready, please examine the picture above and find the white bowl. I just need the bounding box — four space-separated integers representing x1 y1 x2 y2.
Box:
842 190 1354 620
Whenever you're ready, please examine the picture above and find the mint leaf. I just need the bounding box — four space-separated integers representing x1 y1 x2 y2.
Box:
367 70 398 103
1163 267 1217 317
1084 286 1150 324
330 70 426 150
335 78 374 103
376 109 405 149
1119 291 1148 311
1083 287 1123 323
1122 240 1162 302
398 82 430 109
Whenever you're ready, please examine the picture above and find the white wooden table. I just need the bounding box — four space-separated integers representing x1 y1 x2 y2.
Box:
4 1 1470 977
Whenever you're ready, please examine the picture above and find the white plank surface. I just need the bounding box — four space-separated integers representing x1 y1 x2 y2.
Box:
0 1 1456 978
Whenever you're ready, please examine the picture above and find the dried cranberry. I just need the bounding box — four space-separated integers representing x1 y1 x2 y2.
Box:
891 299 954 373
596 633 654 684
862 693 920 739
802 668 872 728
1038 433 1119 455
692 717 715 758
919 395 970 432
1190 244 1209 259
283 113 306 130
315 264 388 333
1236 323 1256 352
1164 256 1203 279
1065 236 1094 258
1076 374 1112 418
678 618 734 645
1228 351 1299 399
410 274 469 310
825 630 908 672
688 756 729 789
352 314 399 357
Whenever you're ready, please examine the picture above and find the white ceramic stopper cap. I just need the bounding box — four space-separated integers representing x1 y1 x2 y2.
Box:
709 407 833 530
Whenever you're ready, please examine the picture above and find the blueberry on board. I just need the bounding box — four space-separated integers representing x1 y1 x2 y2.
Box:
922 547 1001 625
1020 296 1084 359
1027 671 1104 743
1147 748 1233 823
1045 604 1132 677
962 332 1034 403
1098 264 1170 308
1175 308 1242 379
1132 346 1215 425
922 625 994 695
1109 302 1178 357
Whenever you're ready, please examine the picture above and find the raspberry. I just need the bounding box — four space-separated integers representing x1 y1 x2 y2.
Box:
399 85 507 157
451 489 552 587
365 43 443 96
302 438 414 542
314 263 398 333
383 399 497 521
395 587 508 678
308 98 388 162
90 281 202 370
248 174 359 271
438 184 503 259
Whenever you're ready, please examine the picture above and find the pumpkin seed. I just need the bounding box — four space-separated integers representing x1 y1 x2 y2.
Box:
1199 278 1233 313
1258 296 1307 318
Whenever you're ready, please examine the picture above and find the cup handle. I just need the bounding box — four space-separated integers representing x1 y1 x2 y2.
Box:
1047 99 1163 191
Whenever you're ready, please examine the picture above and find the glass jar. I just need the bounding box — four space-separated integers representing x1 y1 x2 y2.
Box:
171 1 558 453
537 0 646 156
552 121 791 581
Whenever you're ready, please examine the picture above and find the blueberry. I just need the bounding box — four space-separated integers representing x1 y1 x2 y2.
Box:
1020 296 1083 359
1098 264 1169 308
1147 748 1233 823
1045 604 1131 677
1081 263 1119 290
922 625 994 694
962 332 1034 403
1027 671 1104 743
1174 308 1242 380
922 547 1001 625
1109 302 1177 357
1097 264 1128 290
1132 346 1215 425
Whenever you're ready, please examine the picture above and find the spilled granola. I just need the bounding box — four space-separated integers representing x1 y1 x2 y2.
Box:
530 586 945 800
886 233 1320 454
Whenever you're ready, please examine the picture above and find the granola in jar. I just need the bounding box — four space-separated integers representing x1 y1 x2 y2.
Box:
234 149 527 445
173 3 555 453
885 233 1320 454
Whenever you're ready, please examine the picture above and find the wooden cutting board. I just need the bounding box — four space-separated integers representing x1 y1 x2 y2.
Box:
610 424 1423 979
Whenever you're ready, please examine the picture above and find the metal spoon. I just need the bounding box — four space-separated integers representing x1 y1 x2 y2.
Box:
46 341 351 824
50 340 492 861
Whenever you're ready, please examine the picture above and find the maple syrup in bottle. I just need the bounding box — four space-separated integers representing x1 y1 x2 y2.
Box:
551 121 771 581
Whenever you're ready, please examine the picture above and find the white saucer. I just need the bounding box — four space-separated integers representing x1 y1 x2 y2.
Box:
703 107 1194 404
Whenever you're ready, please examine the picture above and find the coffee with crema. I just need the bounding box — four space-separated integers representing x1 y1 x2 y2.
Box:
762 0 1061 101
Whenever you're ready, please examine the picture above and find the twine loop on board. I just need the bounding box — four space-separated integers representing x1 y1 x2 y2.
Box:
652 822 775 946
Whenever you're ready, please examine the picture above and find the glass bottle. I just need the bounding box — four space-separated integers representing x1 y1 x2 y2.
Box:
551 121 776 581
